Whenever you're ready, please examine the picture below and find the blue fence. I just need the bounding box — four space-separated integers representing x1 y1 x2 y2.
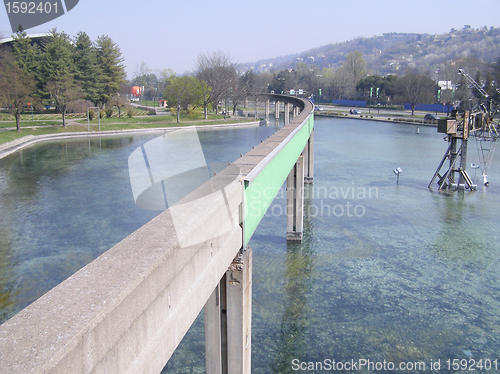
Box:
328 99 453 113
331 99 367 107
403 103 453 113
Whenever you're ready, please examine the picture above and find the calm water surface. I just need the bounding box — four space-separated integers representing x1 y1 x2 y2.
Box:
164 117 500 373
1 118 500 373
0 124 280 323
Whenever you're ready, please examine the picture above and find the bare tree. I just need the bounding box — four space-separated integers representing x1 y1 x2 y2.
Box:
394 68 436 115
338 51 367 97
239 70 272 117
108 94 129 118
196 50 237 116
0 49 36 132
46 76 81 127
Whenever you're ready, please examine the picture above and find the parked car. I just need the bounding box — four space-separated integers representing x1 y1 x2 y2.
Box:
350 109 361 114
424 114 440 122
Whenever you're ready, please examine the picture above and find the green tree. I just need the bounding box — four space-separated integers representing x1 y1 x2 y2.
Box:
39 29 79 125
163 76 203 123
73 32 101 105
96 35 126 107
11 31 40 76
356 74 397 103
0 48 36 132
269 69 296 95
39 29 75 89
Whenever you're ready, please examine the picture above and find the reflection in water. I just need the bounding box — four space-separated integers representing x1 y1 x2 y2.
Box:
0 125 280 325
271 185 315 373
164 118 500 373
427 192 493 269
2 118 500 372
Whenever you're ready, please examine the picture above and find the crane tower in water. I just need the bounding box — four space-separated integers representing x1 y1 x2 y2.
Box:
429 69 500 190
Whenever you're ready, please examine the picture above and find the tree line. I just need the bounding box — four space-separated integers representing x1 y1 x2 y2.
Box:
138 49 500 121
3 30 500 133
0 30 126 132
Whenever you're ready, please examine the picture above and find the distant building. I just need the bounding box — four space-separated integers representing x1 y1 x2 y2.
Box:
0 32 51 48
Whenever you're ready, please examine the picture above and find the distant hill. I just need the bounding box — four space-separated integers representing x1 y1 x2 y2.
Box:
241 25 500 75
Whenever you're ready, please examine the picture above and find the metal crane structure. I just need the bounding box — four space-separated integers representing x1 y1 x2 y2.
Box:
429 69 500 190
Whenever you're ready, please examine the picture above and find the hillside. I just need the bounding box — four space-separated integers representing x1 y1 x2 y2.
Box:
242 25 500 75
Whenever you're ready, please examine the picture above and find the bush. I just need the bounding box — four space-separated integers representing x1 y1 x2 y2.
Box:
99 110 104 119
105 109 113 118
147 109 156 115
127 109 135 118
88 110 95 121
67 99 93 113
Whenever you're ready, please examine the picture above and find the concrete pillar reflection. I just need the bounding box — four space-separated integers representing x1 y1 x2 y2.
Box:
205 285 223 374
265 100 270 124
286 155 304 241
304 130 314 184
284 103 290 126
204 248 252 374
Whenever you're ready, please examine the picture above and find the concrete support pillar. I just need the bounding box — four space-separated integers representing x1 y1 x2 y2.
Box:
205 285 223 374
293 105 299 118
284 103 290 126
275 101 280 119
265 100 270 125
287 155 304 241
227 247 252 374
303 130 314 184
204 248 252 374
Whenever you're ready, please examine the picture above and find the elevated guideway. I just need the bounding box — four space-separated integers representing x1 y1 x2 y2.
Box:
0 94 314 374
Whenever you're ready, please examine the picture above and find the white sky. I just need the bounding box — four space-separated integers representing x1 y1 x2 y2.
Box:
1 0 500 79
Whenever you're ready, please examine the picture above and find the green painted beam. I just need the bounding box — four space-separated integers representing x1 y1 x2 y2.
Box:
243 113 313 246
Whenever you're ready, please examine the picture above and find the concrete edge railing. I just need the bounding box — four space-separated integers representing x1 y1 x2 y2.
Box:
0 95 314 373
0 121 262 161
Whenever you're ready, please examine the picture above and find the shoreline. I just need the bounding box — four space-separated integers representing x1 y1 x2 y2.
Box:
0 120 261 160
314 112 438 127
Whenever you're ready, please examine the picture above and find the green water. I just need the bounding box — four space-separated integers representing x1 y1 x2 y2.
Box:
1 118 500 373
0 125 280 324
163 117 500 373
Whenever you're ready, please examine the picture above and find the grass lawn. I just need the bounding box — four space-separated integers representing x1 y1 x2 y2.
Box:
0 121 63 129
0 117 257 146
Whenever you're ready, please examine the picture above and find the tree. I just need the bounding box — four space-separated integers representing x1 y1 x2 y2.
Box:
108 94 129 118
197 78 211 119
196 50 237 115
39 29 75 90
493 55 500 103
131 62 161 101
39 29 79 125
73 32 102 105
356 74 397 103
338 51 367 97
239 70 272 117
269 69 296 95
11 31 40 77
45 75 81 127
96 35 126 107
394 68 436 115
0 49 36 132
163 76 203 123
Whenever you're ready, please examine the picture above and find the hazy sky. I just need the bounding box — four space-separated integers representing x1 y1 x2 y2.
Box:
1 0 500 79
